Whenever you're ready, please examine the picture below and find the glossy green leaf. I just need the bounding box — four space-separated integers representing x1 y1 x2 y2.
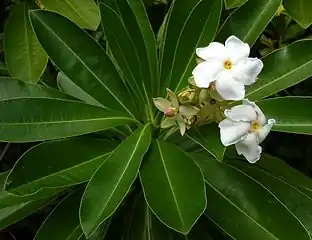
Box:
256 154 312 197
160 0 222 91
101 0 158 97
4 3 48 83
140 140 206 234
230 160 312 236
57 72 102 107
35 188 84 240
40 0 100 30
0 98 135 142
224 0 247 9
29 10 137 118
247 40 312 100
284 0 312 28
217 0 281 46
0 172 61 230
6 138 118 195
0 77 69 100
121 193 173 240
80 124 152 237
99 3 149 112
256 97 312 135
187 123 225 162
192 153 309 240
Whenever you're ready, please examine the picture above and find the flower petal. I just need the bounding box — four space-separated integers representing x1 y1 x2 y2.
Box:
179 105 199 119
218 119 250 146
225 36 250 63
215 72 245 100
235 133 262 163
166 88 179 107
153 98 172 112
243 99 266 125
258 119 276 143
196 42 227 61
161 117 176 129
192 61 223 88
177 115 186 136
232 58 263 85
224 104 257 122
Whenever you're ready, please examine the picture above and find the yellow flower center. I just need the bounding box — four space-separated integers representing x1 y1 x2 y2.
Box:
223 59 232 70
250 120 262 133
164 107 179 117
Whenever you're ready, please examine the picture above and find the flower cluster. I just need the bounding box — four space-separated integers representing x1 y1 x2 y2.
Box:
154 36 275 163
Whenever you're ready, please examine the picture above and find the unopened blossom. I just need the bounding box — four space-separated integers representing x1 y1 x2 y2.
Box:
153 88 199 136
192 36 263 101
218 99 275 163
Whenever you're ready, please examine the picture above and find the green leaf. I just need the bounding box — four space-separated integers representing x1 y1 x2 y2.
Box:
80 124 152 237
255 154 312 197
284 0 312 28
224 0 247 9
0 98 136 142
192 153 310 240
57 72 102 107
29 10 137 118
256 97 312 135
0 62 9 76
99 3 150 113
40 0 100 30
35 188 84 240
0 172 62 230
0 77 70 100
160 0 222 91
217 0 281 46
6 138 118 195
247 40 312 100
187 123 225 162
140 140 206 234
229 160 312 236
100 0 158 97
4 3 48 83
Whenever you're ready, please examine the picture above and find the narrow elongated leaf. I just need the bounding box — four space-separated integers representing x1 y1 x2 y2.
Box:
283 0 312 28
4 3 48 82
0 98 135 142
99 3 148 110
192 153 309 240
0 172 62 230
187 124 225 162
224 0 247 9
57 72 102 107
140 140 206 234
160 0 222 91
29 10 137 118
35 188 84 240
247 40 312 100
256 154 312 197
0 77 69 100
101 0 158 97
6 138 118 195
256 97 312 135
217 0 281 46
40 0 100 30
230 161 312 236
80 124 152 237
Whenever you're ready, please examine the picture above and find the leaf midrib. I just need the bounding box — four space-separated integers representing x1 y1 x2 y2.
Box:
32 13 134 118
157 140 185 229
205 180 279 240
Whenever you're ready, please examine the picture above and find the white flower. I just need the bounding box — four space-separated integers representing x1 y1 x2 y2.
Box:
192 36 263 101
218 99 275 163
